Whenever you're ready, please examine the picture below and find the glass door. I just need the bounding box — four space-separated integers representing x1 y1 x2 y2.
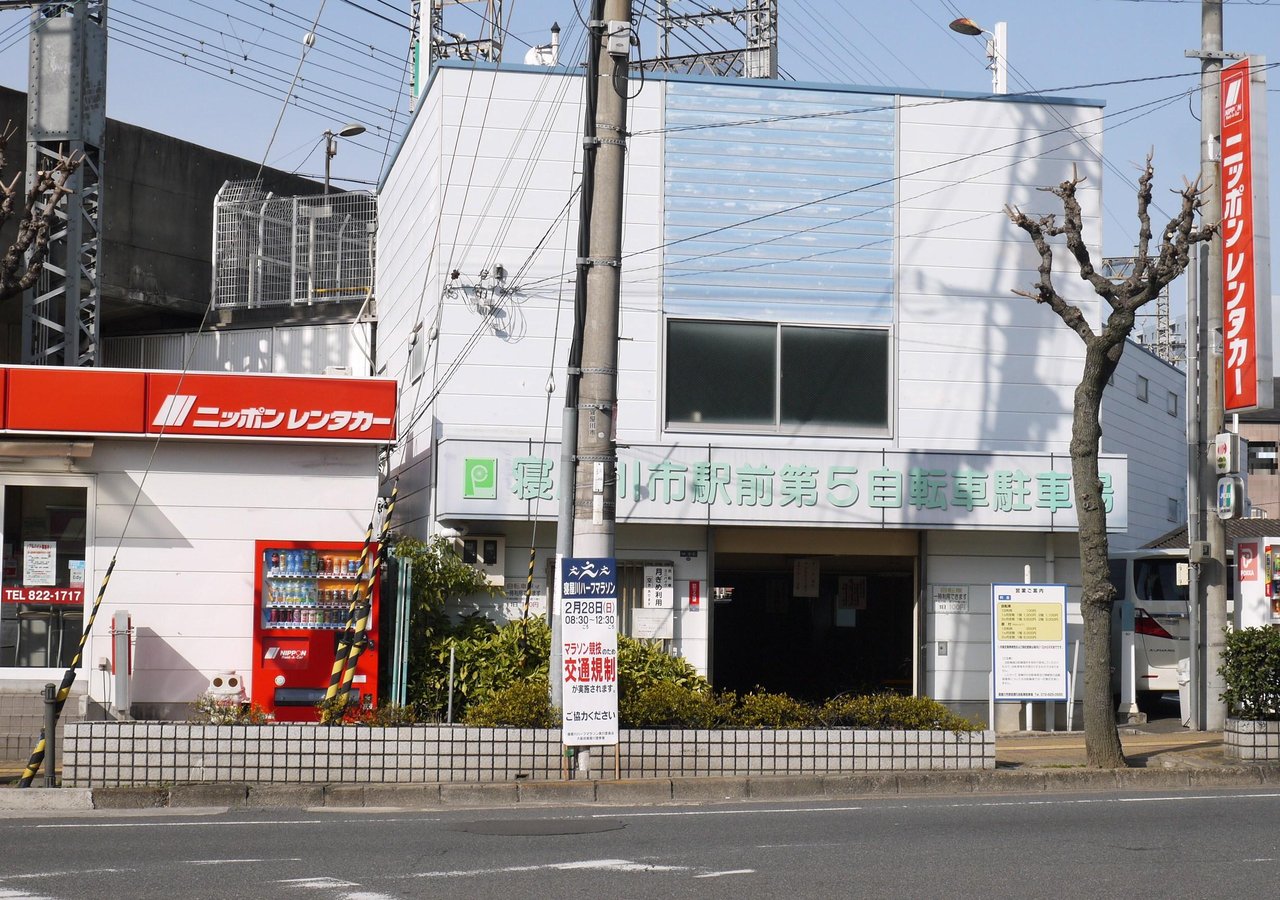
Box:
0 484 89 669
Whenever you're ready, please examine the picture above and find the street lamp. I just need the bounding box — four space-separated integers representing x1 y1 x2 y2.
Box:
323 122 366 194
948 17 1008 95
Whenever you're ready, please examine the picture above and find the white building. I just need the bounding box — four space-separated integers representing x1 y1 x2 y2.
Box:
376 61 1187 729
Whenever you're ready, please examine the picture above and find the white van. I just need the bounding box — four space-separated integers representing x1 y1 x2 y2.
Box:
1107 549 1190 695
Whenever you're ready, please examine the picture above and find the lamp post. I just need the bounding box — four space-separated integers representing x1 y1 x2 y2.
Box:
948 16 1008 95
323 123 366 195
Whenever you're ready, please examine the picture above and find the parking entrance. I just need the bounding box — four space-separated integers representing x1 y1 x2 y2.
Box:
711 557 915 701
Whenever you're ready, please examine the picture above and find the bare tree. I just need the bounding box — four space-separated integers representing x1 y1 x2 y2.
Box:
0 122 83 302
1005 156 1214 768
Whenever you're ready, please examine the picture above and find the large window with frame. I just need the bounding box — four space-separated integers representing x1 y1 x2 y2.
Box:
665 320 889 433
0 484 89 669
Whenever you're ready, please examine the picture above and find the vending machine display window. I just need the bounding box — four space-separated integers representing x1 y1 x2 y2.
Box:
252 540 379 721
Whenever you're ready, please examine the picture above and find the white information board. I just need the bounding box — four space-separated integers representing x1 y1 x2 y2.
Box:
642 564 674 609
930 584 969 614
991 583 1068 701
560 557 619 746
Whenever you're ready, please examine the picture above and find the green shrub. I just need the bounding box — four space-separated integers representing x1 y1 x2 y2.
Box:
188 693 271 725
617 636 706 693
1220 626 1280 720
818 692 980 732
463 677 557 728
730 689 816 728
411 616 550 721
620 681 731 728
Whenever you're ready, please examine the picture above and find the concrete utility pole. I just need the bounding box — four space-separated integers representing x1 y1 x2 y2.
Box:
1195 0 1229 731
571 1 631 560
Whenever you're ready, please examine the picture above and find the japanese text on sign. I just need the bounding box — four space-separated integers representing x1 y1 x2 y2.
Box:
507 456 1112 515
560 557 619 746
1219 58 1268 413
992 584 1068 701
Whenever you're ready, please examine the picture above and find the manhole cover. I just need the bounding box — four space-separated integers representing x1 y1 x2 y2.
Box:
450 819 627 836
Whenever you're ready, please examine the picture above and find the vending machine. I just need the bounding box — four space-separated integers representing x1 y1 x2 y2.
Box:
251 540 379 721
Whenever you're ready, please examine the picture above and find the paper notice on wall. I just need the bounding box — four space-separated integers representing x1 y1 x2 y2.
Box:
23 541 56 587
793 558 820 598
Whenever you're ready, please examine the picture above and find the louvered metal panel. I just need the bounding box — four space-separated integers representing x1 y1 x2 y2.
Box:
663 82 895 324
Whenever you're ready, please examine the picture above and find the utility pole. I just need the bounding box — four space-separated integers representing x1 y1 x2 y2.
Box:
1192 0 1228 731
550 1 631 708
572 2 630 559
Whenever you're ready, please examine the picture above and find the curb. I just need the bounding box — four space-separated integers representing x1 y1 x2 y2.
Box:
0 764 1265 812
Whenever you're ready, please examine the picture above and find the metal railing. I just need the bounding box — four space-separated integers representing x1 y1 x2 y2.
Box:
212 180 377 309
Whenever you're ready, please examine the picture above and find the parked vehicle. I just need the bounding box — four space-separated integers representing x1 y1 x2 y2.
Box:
1107 549 1190 696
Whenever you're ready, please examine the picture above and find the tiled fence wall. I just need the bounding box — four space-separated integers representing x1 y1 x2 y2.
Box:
63 723 994 787
1224 719 1280 761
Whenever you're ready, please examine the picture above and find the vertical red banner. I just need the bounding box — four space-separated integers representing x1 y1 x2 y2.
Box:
1221 58 1259 412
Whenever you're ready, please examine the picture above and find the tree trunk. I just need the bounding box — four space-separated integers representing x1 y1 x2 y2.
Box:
1074 341 1127 768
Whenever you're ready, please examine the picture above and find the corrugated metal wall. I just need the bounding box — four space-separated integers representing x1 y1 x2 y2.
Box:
102 323 372 375
663 81 896 325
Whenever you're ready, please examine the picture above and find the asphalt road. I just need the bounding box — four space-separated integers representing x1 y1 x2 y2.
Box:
3 788 1279 899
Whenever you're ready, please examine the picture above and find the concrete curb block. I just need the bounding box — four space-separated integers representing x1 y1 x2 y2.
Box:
249 784 326 808
748 776 823 799
0 788 93 811
170 784 249 808
895 772 980 795
72 763 1280 811
596 779 673 804
439 782 520 806
517 780 596 805
90 787 169 809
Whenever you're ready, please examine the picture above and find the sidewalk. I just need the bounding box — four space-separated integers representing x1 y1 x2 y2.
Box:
998 724 1226 770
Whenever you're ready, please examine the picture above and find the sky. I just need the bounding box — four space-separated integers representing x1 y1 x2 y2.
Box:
0 0 1275 264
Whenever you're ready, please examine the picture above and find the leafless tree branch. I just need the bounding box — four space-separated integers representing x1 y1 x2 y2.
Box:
0 121 84 302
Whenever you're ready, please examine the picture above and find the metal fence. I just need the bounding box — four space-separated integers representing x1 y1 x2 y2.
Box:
213 180 377 309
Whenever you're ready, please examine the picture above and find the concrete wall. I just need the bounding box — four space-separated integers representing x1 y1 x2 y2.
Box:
0 85 321 354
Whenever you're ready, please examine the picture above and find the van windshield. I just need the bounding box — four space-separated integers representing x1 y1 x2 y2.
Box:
1134 558 1188 605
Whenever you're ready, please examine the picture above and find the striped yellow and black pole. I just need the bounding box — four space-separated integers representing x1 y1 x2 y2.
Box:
322 518 375 703
335 483 397 703
19 557 117 788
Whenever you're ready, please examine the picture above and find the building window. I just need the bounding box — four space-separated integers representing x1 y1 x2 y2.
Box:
1136 375 1148 403
408 322 426 384
1 485 89 669
665 320 889 432
1167 390 1178 416
1168 497 1180 522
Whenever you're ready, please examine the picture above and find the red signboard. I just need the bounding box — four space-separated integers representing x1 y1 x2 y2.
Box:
7 368 147 433
146 372 396 442
1220 58 1269 413
1 586 85 606
1240 541 1260 582
0 366 396 443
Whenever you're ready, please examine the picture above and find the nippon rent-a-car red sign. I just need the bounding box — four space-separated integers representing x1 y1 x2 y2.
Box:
146 373 396 441
1220 58 1273 413
0 367 396 443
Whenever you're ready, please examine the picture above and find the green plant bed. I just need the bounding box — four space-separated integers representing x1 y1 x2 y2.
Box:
1220 626 1280 720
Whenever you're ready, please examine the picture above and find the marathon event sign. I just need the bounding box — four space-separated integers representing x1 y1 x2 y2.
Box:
560 557 619 746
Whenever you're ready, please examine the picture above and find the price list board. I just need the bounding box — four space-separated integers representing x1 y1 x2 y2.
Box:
991 584 1068 701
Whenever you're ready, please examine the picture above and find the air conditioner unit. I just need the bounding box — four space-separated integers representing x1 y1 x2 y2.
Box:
457 535 505 586
1251 508 1269 519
